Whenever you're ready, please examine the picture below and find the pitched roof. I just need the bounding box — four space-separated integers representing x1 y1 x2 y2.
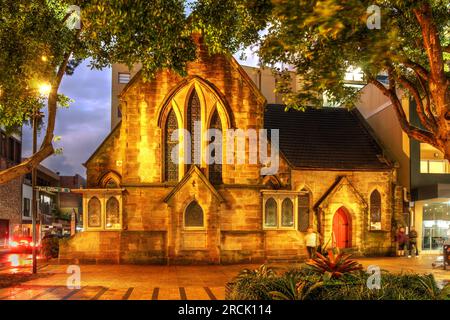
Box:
264 105 391 170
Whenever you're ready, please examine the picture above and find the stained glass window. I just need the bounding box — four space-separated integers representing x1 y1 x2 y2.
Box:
281 198 294 227
165 108 179 182
208 110 222 184
370 190 382 230
88 197 101 228
298 192 310 232
187 90 201 166
106 197 120 229
185 201 204 227
265 198 277 227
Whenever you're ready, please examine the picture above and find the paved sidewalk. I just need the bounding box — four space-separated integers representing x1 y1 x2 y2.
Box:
0 255 448 300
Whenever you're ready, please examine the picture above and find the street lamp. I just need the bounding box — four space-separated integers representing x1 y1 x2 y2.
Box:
38 83 51 96
31 82 50 274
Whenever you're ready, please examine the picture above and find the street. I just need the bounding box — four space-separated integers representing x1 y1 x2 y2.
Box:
0 254 448 300
0 251 41 273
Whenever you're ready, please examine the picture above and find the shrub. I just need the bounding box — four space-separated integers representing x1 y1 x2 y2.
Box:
306 251 363 279
226 264 450 300
40 237 60 259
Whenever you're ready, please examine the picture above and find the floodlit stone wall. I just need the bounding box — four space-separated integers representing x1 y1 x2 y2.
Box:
60 35 397 264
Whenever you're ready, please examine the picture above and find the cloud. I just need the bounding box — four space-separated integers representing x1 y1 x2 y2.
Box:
22 53 258 178
22 60 111 177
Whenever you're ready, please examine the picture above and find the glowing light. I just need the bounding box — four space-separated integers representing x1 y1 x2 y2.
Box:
38 83 51 96
41 55 48 62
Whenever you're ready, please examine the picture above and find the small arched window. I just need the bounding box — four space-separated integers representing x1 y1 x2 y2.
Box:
88 197 101 228
165 108 179 182
281 198 294 227
370 190 382 230
264 198 277 227
185 201 204 228
298 190 310 232
208 109 222 184
106 197 120 229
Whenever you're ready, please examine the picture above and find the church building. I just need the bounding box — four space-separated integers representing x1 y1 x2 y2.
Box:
60 36 403 264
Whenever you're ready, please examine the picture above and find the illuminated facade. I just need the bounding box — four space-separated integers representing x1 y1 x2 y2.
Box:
60 36 401 264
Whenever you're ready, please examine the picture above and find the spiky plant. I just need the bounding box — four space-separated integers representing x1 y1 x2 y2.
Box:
306 251 362 279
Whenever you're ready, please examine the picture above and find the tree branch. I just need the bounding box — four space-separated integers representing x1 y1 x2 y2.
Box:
413 3 448 114
0 30 80 185
402 59 429 82
393 71 437 133
368 77 438 148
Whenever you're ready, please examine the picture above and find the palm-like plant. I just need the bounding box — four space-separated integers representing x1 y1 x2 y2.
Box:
306 251 362 279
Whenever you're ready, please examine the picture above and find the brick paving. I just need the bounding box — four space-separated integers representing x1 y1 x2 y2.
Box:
0 255 448 300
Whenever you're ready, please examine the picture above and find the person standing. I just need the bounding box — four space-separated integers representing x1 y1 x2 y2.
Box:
408 226 419 258
305 226 317 260
396 227 408 257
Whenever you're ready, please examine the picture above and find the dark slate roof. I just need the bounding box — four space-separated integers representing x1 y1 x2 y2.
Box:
264 105 391 170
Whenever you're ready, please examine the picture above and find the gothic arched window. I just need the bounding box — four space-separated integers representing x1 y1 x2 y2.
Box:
370 190 382 230
264 198 277 227
165 108 179 182
184 201 204 228
298 190 310 232
88 197 101 228
208 109 222 184
106 197 120 229
187 90 201 167
281 198 294 227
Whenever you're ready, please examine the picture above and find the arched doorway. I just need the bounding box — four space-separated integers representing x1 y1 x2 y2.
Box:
332 207 351 248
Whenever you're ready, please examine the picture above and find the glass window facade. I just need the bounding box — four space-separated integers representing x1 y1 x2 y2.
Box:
422 202 450 251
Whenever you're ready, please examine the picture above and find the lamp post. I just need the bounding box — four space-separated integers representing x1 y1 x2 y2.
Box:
31 82 51 274
31 108 38 274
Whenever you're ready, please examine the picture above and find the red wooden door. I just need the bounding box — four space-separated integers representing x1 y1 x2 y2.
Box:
333 209 349 248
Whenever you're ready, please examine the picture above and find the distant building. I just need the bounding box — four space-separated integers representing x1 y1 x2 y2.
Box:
59 174 86 229
0 129 22 247
356 84 450 254
22 164 64 238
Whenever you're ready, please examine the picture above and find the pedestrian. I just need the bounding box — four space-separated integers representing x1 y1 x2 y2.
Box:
305 226 318 260
396 227 408 257
408 226 419 258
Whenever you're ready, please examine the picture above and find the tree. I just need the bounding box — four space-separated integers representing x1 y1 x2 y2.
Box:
250 0 449 158
0 0 267 184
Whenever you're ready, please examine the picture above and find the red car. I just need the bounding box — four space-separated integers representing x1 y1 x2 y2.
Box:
8 236 39 253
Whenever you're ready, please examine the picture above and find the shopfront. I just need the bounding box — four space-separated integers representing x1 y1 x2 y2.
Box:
414 199 450 253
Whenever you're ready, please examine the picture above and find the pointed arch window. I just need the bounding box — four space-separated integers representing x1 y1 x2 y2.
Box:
264 198 277 227
106 197 120 229
298 190 311 232
208 109 223 184
281 198 294 227
187 90 201 167
184 201 204 228
370 190 382 230
88 197 101 228
165 108 179 182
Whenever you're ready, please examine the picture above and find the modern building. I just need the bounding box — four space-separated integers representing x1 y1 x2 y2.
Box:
356 84 450 254
60 35 403 264
0 129 22 247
